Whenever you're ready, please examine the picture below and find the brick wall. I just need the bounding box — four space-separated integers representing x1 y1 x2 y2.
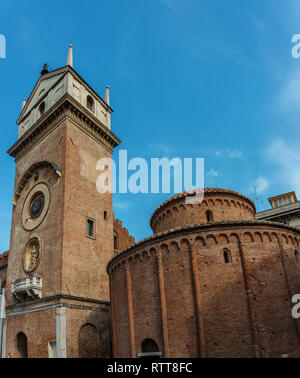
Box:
150 189 255 234
108 191 300 358
113 217 135 255
0 251 8 288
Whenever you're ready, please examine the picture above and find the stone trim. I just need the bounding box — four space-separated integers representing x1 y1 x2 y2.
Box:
8 93 120 161
6 293 110 313
6 302 109 318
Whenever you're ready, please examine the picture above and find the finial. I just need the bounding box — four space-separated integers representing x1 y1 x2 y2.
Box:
21 98 26 111
105 85 110 105
41 63 48 75
67 44 73 67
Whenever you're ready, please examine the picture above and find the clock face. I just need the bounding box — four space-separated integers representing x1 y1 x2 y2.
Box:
22 183 50 231
30 193 45 219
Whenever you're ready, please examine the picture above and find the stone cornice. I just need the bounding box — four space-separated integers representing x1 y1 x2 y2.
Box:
8 93 120 161
107 219 300 273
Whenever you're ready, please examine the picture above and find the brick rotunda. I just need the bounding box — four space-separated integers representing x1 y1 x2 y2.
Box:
107 188 300 358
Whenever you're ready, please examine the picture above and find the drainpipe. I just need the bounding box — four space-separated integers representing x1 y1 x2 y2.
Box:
0 283 6 358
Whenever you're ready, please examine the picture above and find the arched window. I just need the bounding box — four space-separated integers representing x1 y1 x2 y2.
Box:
206 210 213 222
295 250 299 262
114 234 118 250
138 338 161 358
16 332 28 358
78 323 100 358
223 249 232 264
38 101 45 117
86 95 95 113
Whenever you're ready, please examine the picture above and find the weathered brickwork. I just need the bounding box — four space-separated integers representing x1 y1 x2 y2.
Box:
0 251 8 288
108 190 300 358
113 217 135 255
150 189 255 234
5 88 119 357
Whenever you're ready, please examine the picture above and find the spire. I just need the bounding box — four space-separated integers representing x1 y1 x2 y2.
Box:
21 98 26 111
105 85 110 106
105 85 111 129
67 44 73 67
41 63 48 75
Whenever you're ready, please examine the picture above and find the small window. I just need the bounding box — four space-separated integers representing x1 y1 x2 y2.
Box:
16 332 28 358
86 218 95 239
38 101 45 117
138 338 161 358
114 234 118 250
86 95 95 113
223 249 232 264
206 210 213 222
104 211 107 220
295 250 299 262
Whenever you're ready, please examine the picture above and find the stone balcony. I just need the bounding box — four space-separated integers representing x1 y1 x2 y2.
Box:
11 276 42 301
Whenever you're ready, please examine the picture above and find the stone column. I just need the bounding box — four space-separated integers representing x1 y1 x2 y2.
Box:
156 248 169 358
126 260 136 357
0 288 5 358
110 270 117 357
56 306 67 358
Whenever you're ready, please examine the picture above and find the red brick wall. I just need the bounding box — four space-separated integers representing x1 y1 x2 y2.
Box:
151 190 255 234
60 119 114 302
113 217 135 254
5 308 56 358
108 222 300 358
6 123 67 306
0 251 8 288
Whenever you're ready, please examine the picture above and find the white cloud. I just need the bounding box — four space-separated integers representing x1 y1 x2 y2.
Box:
149 143 173 155
114 200 131 210
207 169 219 177
254 177 270 194
274 72 300 113
228 150 243 158
265 138 300 194
215 149 243 158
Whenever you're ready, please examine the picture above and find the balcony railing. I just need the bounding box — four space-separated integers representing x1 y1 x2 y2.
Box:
11 276 42 301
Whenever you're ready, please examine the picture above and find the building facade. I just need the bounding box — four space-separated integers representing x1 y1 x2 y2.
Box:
3 46 122 358
2 47 300 358
256 191 300 228
108 189 300 358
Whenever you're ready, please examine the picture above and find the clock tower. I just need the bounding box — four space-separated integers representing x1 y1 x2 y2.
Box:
4 46 120 357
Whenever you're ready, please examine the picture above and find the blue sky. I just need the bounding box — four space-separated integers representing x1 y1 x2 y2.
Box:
1 0 300 251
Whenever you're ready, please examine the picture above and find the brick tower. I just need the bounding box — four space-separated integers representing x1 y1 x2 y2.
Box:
4 46 120 358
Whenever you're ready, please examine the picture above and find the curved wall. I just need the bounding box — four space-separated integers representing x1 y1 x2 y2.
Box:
108 221 300 358
150 189 256 234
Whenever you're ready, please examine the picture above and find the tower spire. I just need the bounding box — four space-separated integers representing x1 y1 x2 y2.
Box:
67 44 73 67
21 98 26 111
105 85 110 106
